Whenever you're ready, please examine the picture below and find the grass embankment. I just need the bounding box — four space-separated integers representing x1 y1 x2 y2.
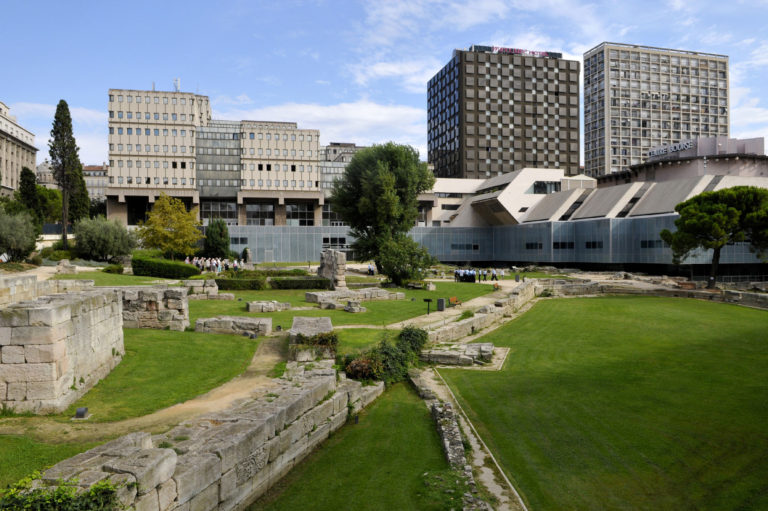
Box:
252 383 457 511
441 296 768 510
189 282 494 329
335 328 396 356
64 329 258 422
0 436 97 488
54 271 170 286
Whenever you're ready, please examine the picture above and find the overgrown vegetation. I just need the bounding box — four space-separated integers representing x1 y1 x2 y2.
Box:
0 472 118 510
0 437 97 489
342 326 428 383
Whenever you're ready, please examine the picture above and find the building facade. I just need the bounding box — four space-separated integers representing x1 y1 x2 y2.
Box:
82 164 109 200
584 42 729 177
0 101 37 196
428 45 580 179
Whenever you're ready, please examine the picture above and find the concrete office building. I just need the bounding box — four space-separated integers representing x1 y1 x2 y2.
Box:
0 101 37 196
106 88 323 227
584 42 729 177
428 45 580 179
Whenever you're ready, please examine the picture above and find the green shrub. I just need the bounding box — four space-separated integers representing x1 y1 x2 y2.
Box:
0 471 119 510
269 276 331 290
344 326 428 384
203 218 229 258
26 253 42 266
132 248 162 259
397 326 429 353
214 277 268 290
51 239 72 251
103 263 124 274
221 268 307 279
295 331 339 348
73 216 135 262
40 247 74 261
132 257 200 279
345 355 377 380
0 209 37 262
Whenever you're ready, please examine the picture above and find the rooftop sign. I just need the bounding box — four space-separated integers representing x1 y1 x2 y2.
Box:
648 140 696 159
470 45 562 59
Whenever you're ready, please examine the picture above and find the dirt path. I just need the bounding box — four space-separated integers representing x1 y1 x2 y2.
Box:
0 335 286 444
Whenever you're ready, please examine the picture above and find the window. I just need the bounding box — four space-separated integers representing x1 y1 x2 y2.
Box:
145 113 150 120
127 128 133 135
245 202 275 225
450 243 479 250
154 97 159 104
249 132 254 139
127 112 132 119
163 97 168 104
109 95 114 102
117 111 123 118
322 204 347 226
163 113 168 120
441 204 460 210
201 201 238 224
154 113 159 120
145 128 150 135
181 98 186 105
109 127 114 134
585 241 603 249
163 177 168 185
285 202 314 226
525 242 543 250
291 165 296 172
180 114 186 121
553 241 575 249
117 176 123 184
117 128 123 135
640 239 664 248
172 114 177 120
181 178 186 185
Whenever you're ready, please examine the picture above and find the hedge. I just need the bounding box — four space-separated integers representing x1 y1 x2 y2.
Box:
131 257 200 279
220 268 308 279
269 276 331 290
214 278 268 290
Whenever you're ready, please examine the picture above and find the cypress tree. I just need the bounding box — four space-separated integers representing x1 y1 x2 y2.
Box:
48 100 82 249
17 167 40 218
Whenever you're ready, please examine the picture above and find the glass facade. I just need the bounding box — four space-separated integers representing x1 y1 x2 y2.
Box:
286 202 314 226
245 202 275 225
201 200 237 225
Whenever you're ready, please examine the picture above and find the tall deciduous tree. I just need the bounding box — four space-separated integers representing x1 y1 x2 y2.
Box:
136 193 203 259
48 100 82 248
37 186 62 223
331 142 436 284
660 186 768 288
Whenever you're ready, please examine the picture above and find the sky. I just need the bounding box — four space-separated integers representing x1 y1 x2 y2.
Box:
3 0 768 166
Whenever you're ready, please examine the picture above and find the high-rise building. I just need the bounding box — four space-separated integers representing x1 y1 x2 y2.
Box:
583 42 729 177
0 101 37 196
106 88 322 226
427 45 580 179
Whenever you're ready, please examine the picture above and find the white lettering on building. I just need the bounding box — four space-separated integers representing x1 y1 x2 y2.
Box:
648 140 696 158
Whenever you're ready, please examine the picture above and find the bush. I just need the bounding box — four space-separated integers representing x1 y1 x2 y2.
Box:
295 331 339 348
203 218 229 258
0 472 118 510
132 257 200 279
345 355 377 381
397 326 429 353
40 247 74 261
214 278 268 290
0 209 37 262
344 326 429 384
103 263 124 274
26 254 42 266
219 268 307 279
73 216 135 262
269 276 331 290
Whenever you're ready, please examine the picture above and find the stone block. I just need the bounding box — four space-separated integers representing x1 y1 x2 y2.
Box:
28 304 71 327
6 381 27 401
136 489 160 511
189 482 219 511
0 362 58 382
11 323 71 345
2 345 26 364
219 468 237 502
24 341 67 363
288 316 333 343
26 381 58 400
0 381 6 400
172 453 221 505
0 327 10 345
103 448 177 496
0 308 29 327
110 473 138 509
158 478 177 511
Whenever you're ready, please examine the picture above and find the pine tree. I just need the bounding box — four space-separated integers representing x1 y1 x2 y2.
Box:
203 218 230 258
48 100 82 249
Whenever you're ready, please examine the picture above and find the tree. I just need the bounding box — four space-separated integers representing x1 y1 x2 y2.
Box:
377 234 437 286
331 142 435 282
17 167 39 218
49 100 82 249
660 186 768 288
74 216 136 262
89 197 107 218
0 207 37 262
68 165 90 223
37 186 63 224
203 218 230 258
136 193 203 259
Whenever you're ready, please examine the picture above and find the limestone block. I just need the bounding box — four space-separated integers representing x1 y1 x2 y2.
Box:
172 453 221 505
189 482 219 511
135 489 160 511
0 327 10 345
28 303 71 327
24 341 67 363
288 316 333 343
6 381 27 401
110 473 138 508
208 421 270 472
0 381 6 400
0 308 29 327
2 345 25 363
26 381 58 400
0 362 58 382
103 448 177 496
332 389 349 415
158 478 177 511
11 323 71 345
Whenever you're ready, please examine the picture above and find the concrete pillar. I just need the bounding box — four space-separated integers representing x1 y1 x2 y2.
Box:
314 202 323 226
275 204 286 226
238 203 247 226
106 197 127 225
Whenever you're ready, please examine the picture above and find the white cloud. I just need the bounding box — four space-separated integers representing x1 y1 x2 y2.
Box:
212 94 255 107
214 99 428 158
351 58 443 93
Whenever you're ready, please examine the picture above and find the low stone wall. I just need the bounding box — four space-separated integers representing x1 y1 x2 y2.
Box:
247 301 290 313
195 316 272 337
305 287 405 304
427 281 536 344
183 280 234 301
0 288 124 413
119 287 189 331
421 343 494 366
0 275 96 307
39 370 384 510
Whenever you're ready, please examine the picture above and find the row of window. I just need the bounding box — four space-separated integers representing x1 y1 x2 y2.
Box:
111 160 190 169
246 132 313 142
116 176 193 185
109 111 191 122
111 144 189 153
111 127 189 137
110 94 195 105
201 178 315 188
524 240 664 250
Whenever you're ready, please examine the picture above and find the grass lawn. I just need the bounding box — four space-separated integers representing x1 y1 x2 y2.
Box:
335 328 396 356
54 271 170 286
441 296 768 511
0 436 97 488
189 282 494 329
64 329 258 422
251 383 458 511
501 271 573 280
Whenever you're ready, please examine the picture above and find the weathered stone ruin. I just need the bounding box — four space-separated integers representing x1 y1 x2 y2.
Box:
306 287 405 304
36 369 384 510
119 287 189 331
0 275 124 413
183 279 234 300
316 249 346 289
421 343 494 366
246 301 291 313
288 317 335 361
195 316 272 337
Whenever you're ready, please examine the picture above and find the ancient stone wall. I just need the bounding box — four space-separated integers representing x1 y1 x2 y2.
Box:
195 316 272 337
0 275 95 307
0 288 124 413
305 287 405 304
38 370 384 510
119 287 189 331
316 249 346 289
247 301 290 313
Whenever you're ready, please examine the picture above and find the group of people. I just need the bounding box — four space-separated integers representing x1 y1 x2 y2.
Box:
454 267 505 283
185 256 244 274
